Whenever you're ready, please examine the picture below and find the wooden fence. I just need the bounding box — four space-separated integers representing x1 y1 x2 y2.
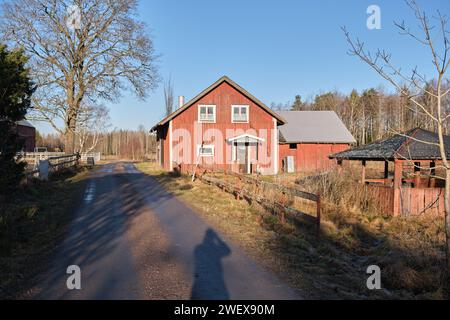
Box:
190 166 321 233
365 185 396 216
400 187 444 216
20 152 65 164
25 154 79 181
48 155 79 173
366 184 444 216
80 152 101 162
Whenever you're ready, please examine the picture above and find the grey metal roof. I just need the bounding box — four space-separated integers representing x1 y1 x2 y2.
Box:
330 128 450 160
276 111 356 144
16 120 35 128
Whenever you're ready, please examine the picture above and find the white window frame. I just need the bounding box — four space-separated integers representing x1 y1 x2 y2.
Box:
231 105 249 123
197 144 215 157
198 105 216 123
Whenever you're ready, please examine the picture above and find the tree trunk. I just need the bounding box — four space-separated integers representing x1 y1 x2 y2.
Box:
64 128 76 154
445 169 450 297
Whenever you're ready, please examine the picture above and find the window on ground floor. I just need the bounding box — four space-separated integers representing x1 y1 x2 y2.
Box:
197 144 214 157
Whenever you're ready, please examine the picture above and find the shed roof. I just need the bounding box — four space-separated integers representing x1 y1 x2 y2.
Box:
330 128 450 161
276 111 356 144
151 76 286 131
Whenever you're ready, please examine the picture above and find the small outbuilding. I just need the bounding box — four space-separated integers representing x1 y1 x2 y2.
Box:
277 111 356 172
330 128 449 216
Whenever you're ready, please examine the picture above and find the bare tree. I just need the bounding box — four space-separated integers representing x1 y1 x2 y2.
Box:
343 0 450 292
0 0 159 152
164 76 174 116
76 104 110 153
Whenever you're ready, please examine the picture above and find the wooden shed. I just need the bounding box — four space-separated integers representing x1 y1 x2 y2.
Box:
330 128 449 216
277 111 356 172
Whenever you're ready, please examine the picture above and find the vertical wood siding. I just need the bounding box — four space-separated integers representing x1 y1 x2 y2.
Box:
366 185 395 216
279 143 350 172
16 125 36 152
366 184 444 216
400 188 444 216
169 82 275 173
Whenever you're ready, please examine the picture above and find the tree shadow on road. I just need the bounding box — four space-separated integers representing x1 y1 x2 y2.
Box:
191 229 231 300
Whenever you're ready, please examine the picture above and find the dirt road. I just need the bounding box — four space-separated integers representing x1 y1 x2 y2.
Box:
35 162 301 300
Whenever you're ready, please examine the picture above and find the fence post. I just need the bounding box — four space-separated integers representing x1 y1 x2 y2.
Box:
279 192 287 224
236 177 241 200
279 204 286 224
38 159 49 181
316 193 321 237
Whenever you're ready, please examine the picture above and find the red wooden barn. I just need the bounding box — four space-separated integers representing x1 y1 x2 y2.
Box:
277 111 355 172
151 76 355 175
151 76 286 175
15 120 36 152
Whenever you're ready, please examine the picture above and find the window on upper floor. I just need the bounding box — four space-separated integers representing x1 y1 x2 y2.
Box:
198 105 216 123
232 105 249 123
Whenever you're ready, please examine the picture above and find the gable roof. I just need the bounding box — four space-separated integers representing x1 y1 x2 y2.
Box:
16 120 35 128
329 128 450 160
151 76 286 131
276 111 356 144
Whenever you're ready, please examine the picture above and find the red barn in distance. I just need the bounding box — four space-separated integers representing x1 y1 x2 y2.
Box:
151 76 355 175
15 120 36 152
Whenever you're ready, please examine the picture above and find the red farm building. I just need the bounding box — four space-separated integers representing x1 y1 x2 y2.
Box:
151 76 285 175
277 111 356 172
151 76 355 175
15 120 36 152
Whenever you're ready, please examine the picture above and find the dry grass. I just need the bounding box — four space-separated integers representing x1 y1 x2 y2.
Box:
136 162 446 299
0 166 92 299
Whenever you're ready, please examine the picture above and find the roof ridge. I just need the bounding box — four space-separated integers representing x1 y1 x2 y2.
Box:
151 76 286 131
395 128 419 154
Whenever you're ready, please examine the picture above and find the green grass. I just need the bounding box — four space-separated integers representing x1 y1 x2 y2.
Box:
0 166 92 299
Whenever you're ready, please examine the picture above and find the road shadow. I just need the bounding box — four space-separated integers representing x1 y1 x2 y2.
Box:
191 229 231 300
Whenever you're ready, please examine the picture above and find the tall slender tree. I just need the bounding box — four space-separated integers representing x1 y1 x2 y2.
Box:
164 77 174 117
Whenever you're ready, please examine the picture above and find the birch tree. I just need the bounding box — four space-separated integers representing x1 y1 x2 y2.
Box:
343 0 450 294
76 104 110 153
164 77 174 117
0 0 159 152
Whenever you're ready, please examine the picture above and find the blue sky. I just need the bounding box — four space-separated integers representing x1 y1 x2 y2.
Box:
19 0 450 133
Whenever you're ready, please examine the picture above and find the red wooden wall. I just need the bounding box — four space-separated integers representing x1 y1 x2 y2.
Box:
16 124 36 152
279 143 350 172
167 81 277 173
366 184 444 216
157 123 170 171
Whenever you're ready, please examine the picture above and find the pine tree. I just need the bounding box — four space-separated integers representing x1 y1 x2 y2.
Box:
0 44 34 195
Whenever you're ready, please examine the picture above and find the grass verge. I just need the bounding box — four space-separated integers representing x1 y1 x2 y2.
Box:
0 166 92 299
136 162 446 299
